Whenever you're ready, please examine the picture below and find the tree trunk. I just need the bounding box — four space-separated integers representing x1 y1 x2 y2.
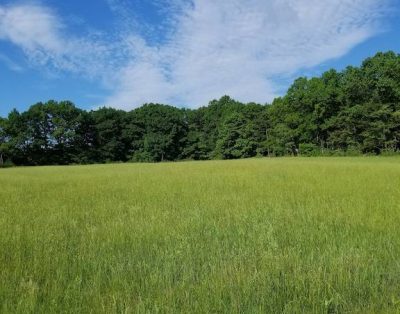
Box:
0 153 3 166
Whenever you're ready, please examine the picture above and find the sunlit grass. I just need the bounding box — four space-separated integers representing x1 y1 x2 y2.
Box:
1 157 400 313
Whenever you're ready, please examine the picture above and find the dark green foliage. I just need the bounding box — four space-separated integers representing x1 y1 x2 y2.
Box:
1 51 400 166
127 104 188 162
215 112 257 159
0 117 6 166
91 107 127 163
266 51 400 156
299 143 320 156
1 101 96 165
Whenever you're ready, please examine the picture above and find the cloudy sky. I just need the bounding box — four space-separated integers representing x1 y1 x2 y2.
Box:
0 0 399 115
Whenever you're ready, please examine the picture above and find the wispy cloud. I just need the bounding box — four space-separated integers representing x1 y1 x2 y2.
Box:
0 0 392 109
0 52 23 72
106 0 390 108
0 3 124 78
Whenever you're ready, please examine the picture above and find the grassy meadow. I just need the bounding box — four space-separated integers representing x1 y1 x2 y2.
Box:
1 157 400 313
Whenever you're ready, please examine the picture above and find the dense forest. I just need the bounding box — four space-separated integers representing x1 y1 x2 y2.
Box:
1 51 400 166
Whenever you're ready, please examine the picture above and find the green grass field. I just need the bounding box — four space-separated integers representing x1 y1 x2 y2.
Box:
1 158 400 313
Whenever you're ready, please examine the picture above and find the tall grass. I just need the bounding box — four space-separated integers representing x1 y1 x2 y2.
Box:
1 157 400 313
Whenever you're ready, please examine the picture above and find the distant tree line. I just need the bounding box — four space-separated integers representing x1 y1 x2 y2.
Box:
1 51 400 166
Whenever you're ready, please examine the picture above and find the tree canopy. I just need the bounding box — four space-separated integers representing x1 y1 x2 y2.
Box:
1 51 400 166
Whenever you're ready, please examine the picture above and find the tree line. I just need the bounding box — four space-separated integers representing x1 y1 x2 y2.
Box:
1 51 400 166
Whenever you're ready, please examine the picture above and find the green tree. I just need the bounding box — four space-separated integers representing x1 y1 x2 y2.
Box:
3 109 28 165
1 51 399 165
128 104 187 162
215 112 257 159
91 107 128 162
0 117 7 165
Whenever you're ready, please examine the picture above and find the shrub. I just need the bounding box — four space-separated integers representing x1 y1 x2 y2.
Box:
299 143 320 156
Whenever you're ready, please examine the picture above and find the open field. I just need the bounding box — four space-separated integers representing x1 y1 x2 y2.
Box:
1 157 400 313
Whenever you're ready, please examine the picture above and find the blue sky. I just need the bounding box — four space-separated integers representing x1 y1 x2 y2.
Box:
0 0 399 116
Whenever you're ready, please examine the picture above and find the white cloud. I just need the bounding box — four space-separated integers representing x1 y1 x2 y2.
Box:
0 3 123 77
0 0 392 109
104 0 391 108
